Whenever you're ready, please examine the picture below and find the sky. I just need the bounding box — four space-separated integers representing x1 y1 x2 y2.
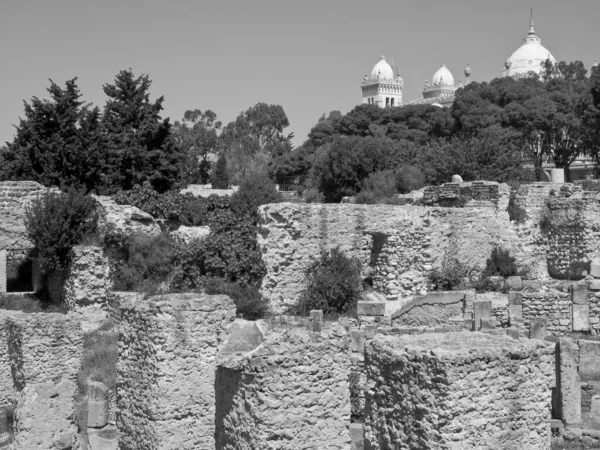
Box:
1 0 599 147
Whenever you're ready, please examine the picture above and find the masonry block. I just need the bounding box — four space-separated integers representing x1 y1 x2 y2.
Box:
580 340 600 382
473 300 492 331
0 250 5 293
523 280 542 291
589 280 600 291
508 304 523 327
508 291 522 305
530 317 548 340
310 310 323 332
559 338 581 427
591 260 600 278
350 423 364 450
572 283 590 305
507 327 520 339
357 301 385 317
591 395 600 424
573 304 590 332
506 276 523 291
350 330 366 353
365 324 376 340
87 380 109 428
480 317 496 330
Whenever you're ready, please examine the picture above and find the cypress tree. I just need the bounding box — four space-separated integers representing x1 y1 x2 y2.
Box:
212 154 229 189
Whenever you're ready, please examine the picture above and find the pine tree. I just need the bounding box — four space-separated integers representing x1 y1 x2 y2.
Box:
1 78 105 191
211 154 229 189
101 69 185 193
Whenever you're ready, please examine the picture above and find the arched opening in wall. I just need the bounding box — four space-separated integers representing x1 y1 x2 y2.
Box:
385 97 389 107
391 98 395 107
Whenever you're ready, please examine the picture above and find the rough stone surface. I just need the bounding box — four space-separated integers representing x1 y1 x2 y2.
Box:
364 332 555 449
580 340 600 382
94 194 160 238
170 225 210 245
215 325 351 449
0 181 60 251
258 203 517 312
530 317 548 340
3 312 82 449
473 299 492 330
0 250 5 293
117 293 236 450
559 338 581 427
506 276 523 291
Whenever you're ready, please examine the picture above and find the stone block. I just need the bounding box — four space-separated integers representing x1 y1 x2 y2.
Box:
87 380 109 428
220 320 265 354
480 317 496 330
523 280 542 291
473 300 492 331
357 301 385 317
508 304 523 327
88 425 117 450
0 250 5 293
350 423 364 450
506 276 523 291
310 310 323 332
365 324 376 340
507 327 520 339
488 276 505 291
580 340 600 382
350 330 366 353
591 396 600 424
591 260 600 278
559 338 581 427
589 280 600 291
572 283 590 305
508 291 522 305
529 317 548 340
573 304 590 332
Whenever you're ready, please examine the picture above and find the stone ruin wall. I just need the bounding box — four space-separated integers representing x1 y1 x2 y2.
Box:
215 324 352 449
0 311 82 449
117 293 236 450
258 201 519 312
363 333 555 450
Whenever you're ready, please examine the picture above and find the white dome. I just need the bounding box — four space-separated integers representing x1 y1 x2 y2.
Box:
432 63 455 86
503 15 556 77
371 56 394 80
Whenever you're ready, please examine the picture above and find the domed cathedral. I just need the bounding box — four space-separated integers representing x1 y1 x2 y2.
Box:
409 62 472 108
502 10 556 78
361 56 404 107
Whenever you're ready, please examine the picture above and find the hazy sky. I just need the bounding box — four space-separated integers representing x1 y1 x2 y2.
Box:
1 0 599 147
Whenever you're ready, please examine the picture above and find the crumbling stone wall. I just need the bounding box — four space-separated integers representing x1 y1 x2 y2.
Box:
0 312 82 449
520 288 572 336
215 325 352 449
364 332 555 449
390 292 467 329
117 293 236 450
258 203 516 312
422 181 510 209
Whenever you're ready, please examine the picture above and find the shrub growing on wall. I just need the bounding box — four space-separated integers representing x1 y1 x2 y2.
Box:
25 188 98 274
481 246 518 278
429 256 471 291
297 247 362 316
204 277 268 320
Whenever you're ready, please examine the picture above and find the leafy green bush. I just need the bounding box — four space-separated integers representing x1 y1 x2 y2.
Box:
25 188 98 273
395 165 425 194
297 247 362 316
480 246 518 278
230 168 281 217
113 181 209 226
355 170 398 204
111 232 176 294
429 256 471 291
204 277 268 319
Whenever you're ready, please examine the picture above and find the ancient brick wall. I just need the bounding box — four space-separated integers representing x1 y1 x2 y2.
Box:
422 181 510 209
363 332 555 449
215 325 352 449
520 289 572 336
258 203 517 312
117 293 236 450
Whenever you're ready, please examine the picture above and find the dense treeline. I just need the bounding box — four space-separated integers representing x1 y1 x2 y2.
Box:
2 61 600 202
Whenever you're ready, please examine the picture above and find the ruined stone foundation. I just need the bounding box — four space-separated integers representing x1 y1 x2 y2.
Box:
364 332 555 450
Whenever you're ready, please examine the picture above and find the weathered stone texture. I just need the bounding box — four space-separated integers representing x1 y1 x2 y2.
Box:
117 293 236 450
170 225 210 245
93 194 160 237
258 203 516 312
0 181 60 251
3 312 82 449
559 338 581 427
364 332 555 450
521 289 571 335
391 292 466 329
422 181 510 209
215 326 351 449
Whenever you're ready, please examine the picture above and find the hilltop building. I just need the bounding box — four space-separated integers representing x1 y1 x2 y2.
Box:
408 62 472 108
502 10 556 78
360 56 404 108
